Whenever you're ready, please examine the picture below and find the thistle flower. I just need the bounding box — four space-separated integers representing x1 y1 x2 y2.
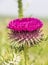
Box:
7 17 43 48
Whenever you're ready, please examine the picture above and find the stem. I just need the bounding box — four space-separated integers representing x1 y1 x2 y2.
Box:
24 47 27 65
18 0 23 18
24 45 29 65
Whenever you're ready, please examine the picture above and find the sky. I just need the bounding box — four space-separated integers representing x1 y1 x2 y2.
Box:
0 0 48 17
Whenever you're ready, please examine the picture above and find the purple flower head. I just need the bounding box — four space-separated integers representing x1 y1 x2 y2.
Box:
7 18 43 32
7 17 43 49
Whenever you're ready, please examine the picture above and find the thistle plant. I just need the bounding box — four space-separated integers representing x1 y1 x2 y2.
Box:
2 53 21 65
7 0 43 65
8 18 43 47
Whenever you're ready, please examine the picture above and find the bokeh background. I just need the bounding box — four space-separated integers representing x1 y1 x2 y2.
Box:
0 0 48 17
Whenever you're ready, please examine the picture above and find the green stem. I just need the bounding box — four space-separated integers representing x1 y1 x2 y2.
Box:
24 47 27 65
18 0 23 18
24 45 29 65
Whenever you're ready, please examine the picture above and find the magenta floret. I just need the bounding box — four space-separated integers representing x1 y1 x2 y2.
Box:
7 18 43 31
